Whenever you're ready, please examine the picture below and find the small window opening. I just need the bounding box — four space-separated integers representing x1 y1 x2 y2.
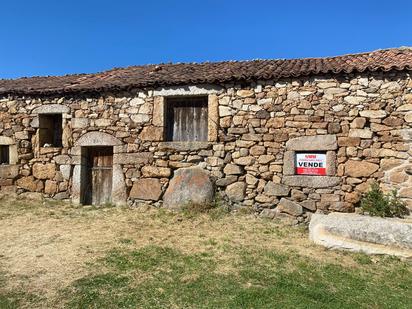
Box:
166 97 208 142
0 145 10 164
39 114 62 147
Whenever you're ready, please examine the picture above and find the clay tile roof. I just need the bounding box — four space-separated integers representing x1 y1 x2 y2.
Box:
0 47 411 95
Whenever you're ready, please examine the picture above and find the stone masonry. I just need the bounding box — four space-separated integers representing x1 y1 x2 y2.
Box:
1 50 412 223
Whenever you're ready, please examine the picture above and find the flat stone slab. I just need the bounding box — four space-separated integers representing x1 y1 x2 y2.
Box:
309 213 412 257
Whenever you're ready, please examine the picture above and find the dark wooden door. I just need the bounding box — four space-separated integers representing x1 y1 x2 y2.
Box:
83 147 113 205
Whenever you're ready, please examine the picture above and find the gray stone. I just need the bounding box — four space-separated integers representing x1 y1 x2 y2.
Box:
71 165 81 204
112 164 127 205
348 129 373 139
219 106 233 117
259 208 277 219
113 152 153 165
141 166 171 178
131 114 150 123
283 151 295 175
130 178 162 201
309 213 412 257
225 182 246 202
19 192 44 201
301 200 316 211
153 84 223 97
54 155 72 165
344 160 379 177
54 192 69 200
163 167 214 209
0 165 19 179
256 109 270 119
158 142 211 152
32 163 55 180
0 136 14 145
286 134 337 151
282 176 340 188
344 96 366 105
71 118 89 129
223 164 243 175
215 176 238 187
76 131 122 146
59 165 71 180
32 104 70 114
264 182 290 196
359 110 387 119
277 198 303 216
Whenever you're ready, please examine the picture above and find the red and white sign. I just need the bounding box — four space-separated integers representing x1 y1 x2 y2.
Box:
295 153 326 175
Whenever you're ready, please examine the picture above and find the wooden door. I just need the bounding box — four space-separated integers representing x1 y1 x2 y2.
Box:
83 147 113 205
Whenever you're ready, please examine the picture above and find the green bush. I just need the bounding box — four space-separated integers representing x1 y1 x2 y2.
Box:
360 182 409 218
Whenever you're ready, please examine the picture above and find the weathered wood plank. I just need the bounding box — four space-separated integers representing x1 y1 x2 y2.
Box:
166 97 208 141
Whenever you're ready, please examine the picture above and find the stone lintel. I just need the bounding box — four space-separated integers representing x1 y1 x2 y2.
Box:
75 131 122 146
158 141 212 152
32 104 70 114
153 84 223 97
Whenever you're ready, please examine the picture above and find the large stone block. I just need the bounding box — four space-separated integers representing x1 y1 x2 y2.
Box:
32 104 70 114
344 160 379 177
113 152 153 165
225 182 246 202
163 167 214 209
264 182 290 196
16 176 38 192
139 126 164 141
0 165 19 179
277 198 303 216
152 97 165 127
282 176 340 188
76 131 122 146
32 163 56 180
359 110 387 118
54 155 72 165
141 166 171 178
285 134 337 151
348 129 372 139
129 178 162 201
309 213 412 257
223 164 243 175
112 164 127 206
215 176 237 187
71 117 89 129
44 180 57 195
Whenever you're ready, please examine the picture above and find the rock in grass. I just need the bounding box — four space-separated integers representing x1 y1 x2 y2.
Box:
163 166 214 210
309 213 412 257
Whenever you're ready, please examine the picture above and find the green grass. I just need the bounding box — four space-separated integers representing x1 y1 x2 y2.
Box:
0 198 411 308
0 272 43 309
61 245 412 309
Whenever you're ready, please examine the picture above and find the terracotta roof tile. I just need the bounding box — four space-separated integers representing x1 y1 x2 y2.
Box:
0 47 411 95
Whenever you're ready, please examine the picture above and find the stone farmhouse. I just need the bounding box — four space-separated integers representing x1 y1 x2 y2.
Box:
1 47 412 222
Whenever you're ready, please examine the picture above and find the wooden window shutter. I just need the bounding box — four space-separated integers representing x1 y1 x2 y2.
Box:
166 97 208 142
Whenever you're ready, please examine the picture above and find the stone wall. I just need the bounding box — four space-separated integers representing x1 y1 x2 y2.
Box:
0 70 411 222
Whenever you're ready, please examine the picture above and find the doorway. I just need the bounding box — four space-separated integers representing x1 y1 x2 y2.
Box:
81 146 113 205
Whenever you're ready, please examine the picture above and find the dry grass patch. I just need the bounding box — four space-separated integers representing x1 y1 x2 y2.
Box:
0 197 411 308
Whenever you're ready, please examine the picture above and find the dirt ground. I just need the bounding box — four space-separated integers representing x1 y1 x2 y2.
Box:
0 197 390 305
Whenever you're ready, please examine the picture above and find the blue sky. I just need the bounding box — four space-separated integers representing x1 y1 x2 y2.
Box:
1 0 412 78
